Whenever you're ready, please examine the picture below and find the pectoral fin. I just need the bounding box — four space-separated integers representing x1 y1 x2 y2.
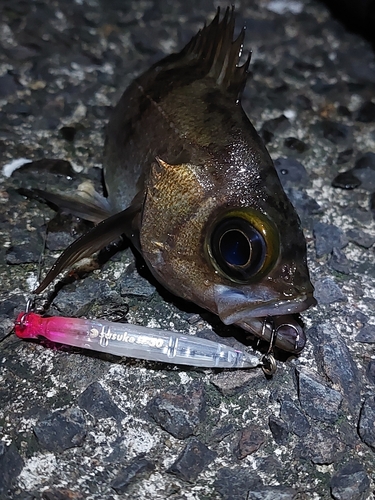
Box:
18 181 113 223
34 204 141 293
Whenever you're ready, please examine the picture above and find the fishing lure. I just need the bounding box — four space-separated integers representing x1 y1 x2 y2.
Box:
14 307 277 373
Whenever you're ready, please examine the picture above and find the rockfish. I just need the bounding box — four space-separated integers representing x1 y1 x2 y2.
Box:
35 7 316 353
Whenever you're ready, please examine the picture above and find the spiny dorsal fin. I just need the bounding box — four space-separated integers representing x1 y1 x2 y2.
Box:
182 7 251 98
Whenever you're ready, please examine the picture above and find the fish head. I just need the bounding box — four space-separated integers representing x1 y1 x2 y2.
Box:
139 138 316 353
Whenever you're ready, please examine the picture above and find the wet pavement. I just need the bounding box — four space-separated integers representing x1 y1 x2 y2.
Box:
0 0 375 498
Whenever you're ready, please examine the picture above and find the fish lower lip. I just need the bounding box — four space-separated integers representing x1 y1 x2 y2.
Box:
243 294 317 318
214 284 316 352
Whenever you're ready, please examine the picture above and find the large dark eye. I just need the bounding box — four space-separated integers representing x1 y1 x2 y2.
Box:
206 209 279 283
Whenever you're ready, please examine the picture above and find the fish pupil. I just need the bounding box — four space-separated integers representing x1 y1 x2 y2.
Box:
210 216 267 282
219 230 251 266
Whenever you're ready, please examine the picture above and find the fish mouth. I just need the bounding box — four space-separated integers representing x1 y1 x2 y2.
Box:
214 285 316 353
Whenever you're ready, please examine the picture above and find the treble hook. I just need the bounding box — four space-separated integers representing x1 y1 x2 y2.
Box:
25 296 34 314
261 316 277 376
15 296 36 329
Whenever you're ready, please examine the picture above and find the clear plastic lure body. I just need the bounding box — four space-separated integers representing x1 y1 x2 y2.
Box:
15 312 261 369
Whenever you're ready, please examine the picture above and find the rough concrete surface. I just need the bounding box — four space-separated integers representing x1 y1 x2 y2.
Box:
0 0 375 499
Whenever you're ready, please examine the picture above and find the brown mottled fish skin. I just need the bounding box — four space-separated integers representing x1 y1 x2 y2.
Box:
36 8 316 353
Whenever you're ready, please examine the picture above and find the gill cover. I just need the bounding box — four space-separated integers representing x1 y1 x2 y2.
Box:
206 209 280 283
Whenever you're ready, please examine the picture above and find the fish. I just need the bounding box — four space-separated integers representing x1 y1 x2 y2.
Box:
33 7 316 353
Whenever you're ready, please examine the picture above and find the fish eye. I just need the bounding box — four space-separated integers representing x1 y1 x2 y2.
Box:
207 209 280 283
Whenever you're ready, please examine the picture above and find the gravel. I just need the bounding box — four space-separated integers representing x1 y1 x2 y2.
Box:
1 0 375 498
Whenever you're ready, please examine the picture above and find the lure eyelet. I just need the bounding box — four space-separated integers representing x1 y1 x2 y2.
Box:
205 208 280 283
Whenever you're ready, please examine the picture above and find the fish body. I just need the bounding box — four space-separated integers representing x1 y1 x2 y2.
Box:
35 8 316 353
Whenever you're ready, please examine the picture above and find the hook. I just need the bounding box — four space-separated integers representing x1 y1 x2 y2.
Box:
261 316 277 376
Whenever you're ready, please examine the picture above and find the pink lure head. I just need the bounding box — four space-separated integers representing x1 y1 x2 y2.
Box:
15 312 43 339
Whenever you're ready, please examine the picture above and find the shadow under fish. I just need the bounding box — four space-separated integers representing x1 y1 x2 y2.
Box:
24 7 316 354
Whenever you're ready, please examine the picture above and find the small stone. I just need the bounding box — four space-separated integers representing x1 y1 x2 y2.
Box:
0 442 24 496
352 153 375 191
366 360 375 384
355 100 375 123
111 457 155 494
284 188 322 219
358 396 375 450
338 420 361 448
130 26 165 56
13 158 76 178
339 99 353 111
337 148 353 164
233 425 265 459
330 460 371 500
312 79 335 94
247 486 298 500
255 456 283 476
46 212 87 252
346 229 375 248
342 206 373 225
313 277 346 305
351 310 369 324
295 429 345 465
320 120 352 144
363 297 375 309
119 263 156 298
187 314 201 324
46 230 75 252
338 105 351 116
8 102 32 116
268 416 289 445
44 213 85 251
370 192 375 220
328 247 352 274
60 126 77 142
348 60 375 84
313 222 348 258
208 424 237 445
260 115 291 143
308 322 361 411
214 467 262 500
78 382 126 422
243 18 283 40
210 370 264 396
332 170 361 189
294 94 312 110
147 382 205 439
0 316 14 342
52 278 118 317
353 174 375 191
168 438 216 483
261 129 274 144
280 400 310 437
355 324 375 343
41 489 84 500
297 369 342 423
0 73 20 97
0 296 25 316
283 137 309 153
34 407 87 453
143 5 162 22
6 241 42 264
274 157 309 187
6 44 40 61
256 455 283 473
